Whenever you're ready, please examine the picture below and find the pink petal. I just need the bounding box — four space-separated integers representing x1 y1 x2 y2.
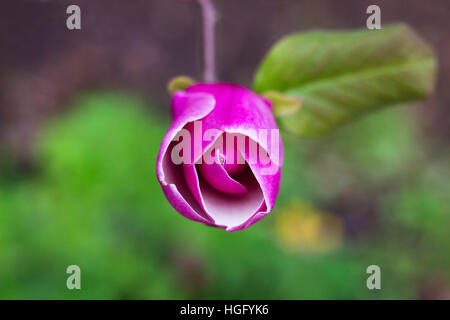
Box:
197 142 248 195
156 91 216 224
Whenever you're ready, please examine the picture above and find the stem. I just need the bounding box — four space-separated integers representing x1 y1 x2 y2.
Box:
197 0 216 82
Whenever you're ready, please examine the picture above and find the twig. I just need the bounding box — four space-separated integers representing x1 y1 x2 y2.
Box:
197 0 216 82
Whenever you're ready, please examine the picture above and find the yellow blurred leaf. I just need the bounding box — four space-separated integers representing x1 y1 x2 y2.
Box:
276 201 344 253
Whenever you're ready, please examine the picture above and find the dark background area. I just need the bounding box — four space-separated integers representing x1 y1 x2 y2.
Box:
0 0 449 162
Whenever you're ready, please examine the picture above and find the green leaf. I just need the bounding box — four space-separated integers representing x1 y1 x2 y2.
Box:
253 24 436 137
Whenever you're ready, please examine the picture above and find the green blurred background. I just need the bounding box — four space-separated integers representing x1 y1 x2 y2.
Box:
0 0 449 299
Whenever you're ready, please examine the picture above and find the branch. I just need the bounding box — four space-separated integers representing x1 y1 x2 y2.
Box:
197 0 216 82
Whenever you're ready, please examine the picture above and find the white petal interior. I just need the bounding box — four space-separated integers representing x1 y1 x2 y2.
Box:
198 153 265 229
162 140 210 220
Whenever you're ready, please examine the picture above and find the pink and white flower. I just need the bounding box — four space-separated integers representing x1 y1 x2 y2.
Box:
156 83 283 231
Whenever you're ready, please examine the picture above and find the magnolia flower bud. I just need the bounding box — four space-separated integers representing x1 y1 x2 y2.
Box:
156 83 283 231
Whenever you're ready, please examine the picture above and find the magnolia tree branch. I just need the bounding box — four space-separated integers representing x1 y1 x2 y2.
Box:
197 0 216 82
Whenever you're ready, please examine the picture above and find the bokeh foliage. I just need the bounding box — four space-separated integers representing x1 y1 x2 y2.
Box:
0 93 448 299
